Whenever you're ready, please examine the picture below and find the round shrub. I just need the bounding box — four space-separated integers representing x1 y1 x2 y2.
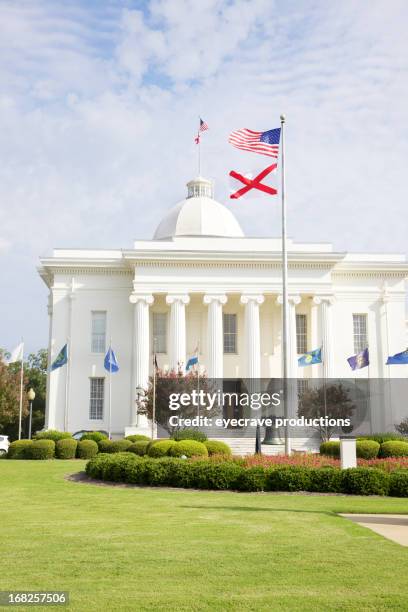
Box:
356 440 380 459
80 431 107 443
109 439 132 453
168 440 208 458
204 440 232 457
77 439 98 459
125 434 150 443
341 468 389 496
8 439 33 459
358 433 406 444
389 471 408 497
172 429 208 443
308 467 343 493
98 439 113 453
56 438 78 459
34 430 72 442
127 440 150 456
25 439 55 460
147 440 177 458
320 441 340 458
380 441 408 458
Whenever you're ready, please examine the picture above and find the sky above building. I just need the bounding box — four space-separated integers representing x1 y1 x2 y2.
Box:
0 0 407 354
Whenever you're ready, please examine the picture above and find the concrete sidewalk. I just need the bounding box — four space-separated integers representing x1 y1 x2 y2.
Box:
340 514 408 546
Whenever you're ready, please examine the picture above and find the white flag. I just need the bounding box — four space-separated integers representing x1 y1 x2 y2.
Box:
8 342 24 364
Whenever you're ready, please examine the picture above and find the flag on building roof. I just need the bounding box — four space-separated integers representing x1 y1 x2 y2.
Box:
347 348 369 371
386 349 408 365
104 347 119 373
195 117 208 144
298 348 322 367
228 127 281 158
51 344 68 370
8 342 24 364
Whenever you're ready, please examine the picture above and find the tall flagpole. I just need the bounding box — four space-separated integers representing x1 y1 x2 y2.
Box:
64 339 70 432
108 338 112 440
280 114 291 455
18 340 24 440
152 338 157 440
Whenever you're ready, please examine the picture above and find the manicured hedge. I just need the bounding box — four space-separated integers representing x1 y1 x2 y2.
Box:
204 440 232 457
109 439 132 453
85 454 408 496
125 434 151 443
34 430 72 442
98 439 113 453
25 439 55 460
380 441 408 458
127 440 150 456
172 429 208 443
147 440 177 457
56 438 78 459
77 440 98 459
168 440 208 458
80 432 107 443
358 433 406 444
320 440 380 459
8 439 33 459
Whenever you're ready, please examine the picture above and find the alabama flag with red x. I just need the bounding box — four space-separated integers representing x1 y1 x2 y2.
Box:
229 164 278 200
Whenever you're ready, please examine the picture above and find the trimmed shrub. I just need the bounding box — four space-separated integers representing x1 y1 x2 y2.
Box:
25 439 55 460
235 466 269 492
341 468 389 496
308 467 343 493
267 466 312 492
147 440 177 458
359 433 406 444
77 440 98 459
127 440 150 456
8 439 33 459
204 440 232 457
34 430 72 442
168 440 208 458
189 461 242 490
356 440 380 459
80 431 107 443
389 471 408 497
109 439 132 453
380 441 408 458
320 441 340 458
172 429 208 443
98 439 113 453
56 438 78 459
125 434 150 443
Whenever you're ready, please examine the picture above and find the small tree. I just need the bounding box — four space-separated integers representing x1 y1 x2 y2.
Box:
395 417 408 437
0 349 28 436
297 382 356 442
145 369 216 436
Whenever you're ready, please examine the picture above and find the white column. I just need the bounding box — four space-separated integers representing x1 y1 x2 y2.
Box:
129 293 154 427
166 294 190 372
313 296 334 379
240 294 264 378
203 294 227 379
276 294 301 376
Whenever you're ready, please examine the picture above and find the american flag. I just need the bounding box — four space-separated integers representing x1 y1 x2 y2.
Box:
199 117 208 132
228 127 281 158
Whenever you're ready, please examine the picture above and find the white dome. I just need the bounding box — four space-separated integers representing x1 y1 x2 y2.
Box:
153 177 244 240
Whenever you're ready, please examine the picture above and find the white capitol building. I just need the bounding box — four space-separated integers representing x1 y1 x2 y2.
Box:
39 176 407 444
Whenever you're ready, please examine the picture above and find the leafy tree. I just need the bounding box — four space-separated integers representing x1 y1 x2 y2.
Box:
395 417 408 437
24 349 47 436
297 382 356 442
0 349 28 437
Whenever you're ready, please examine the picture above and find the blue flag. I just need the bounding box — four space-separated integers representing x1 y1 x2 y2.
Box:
186 355 199 371
51 344 68 370
298 348 322 367
386 349 408 365
104 347 119 373
348 348 369 370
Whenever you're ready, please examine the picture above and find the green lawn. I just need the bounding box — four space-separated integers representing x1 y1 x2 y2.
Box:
1 461 407 611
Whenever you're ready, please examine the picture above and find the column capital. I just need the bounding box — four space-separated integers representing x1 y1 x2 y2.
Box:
312 295 335 306
129 293 154 305
276 294 301 306
203 294 228 306
240 294 264 305
166 294 190 305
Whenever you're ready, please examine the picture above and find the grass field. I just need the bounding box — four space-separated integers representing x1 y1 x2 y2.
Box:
1 461 408 611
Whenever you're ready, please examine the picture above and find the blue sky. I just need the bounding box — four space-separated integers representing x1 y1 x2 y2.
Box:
0 0 407 354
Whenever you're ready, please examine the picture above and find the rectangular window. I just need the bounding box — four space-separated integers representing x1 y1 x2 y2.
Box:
297 379 309 399
296 314 307 355
89 378 104 420
91 311 106 353
153 312 167 353
353 314 368 353
223 313 237 354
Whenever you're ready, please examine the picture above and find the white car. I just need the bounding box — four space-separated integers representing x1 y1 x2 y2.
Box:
0 435 9 456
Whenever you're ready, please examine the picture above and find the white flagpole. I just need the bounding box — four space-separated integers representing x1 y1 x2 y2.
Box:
152 338 157 440
280 114 291 455
64 340 70 432
196 341 200 419
108 339 112 440
18 340 24 440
